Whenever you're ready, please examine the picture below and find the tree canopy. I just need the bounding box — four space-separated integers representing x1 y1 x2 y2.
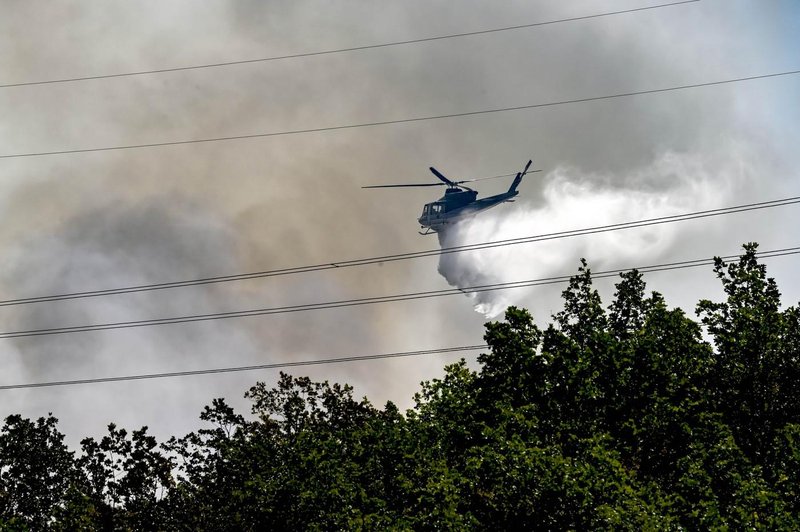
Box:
1 243 799 529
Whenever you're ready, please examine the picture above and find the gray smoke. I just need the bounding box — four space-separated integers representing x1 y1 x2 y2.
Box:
0 0 797 445
436 145 759 318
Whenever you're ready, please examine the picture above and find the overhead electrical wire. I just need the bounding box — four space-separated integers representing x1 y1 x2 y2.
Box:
2 195 798 308
0 1 699 90
1 69 798 160
3 1 795 395
2 246 798 340
1 246 796 390
0 345 487 391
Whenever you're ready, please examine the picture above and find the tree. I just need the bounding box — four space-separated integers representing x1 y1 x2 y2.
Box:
78 424 174 529
698 243 800 462
4 243 800 529
0 414 79 529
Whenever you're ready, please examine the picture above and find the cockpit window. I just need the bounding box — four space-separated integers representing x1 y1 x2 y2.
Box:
422 203 444 217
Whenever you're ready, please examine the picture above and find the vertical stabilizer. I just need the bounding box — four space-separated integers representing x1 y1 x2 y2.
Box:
508 159 532 193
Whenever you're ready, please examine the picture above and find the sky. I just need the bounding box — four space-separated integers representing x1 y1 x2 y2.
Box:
1 0 799 446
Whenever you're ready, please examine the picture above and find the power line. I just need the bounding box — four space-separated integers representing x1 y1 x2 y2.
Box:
2 69 798 160
0 1 699 90
0 344 487 391
2 246 795 390
3 195 798 307
3 246 797 340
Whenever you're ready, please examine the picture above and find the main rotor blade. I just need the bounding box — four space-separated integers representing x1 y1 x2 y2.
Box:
521 159 533 176
362 183 444 189
429 166 456 186
456 169 542 184
457 172 518 183
362 165 542 189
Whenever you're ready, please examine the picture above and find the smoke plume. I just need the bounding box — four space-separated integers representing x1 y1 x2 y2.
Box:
437 149 751 318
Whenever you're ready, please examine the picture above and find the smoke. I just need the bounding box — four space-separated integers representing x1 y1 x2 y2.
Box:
0 196 265 441
1 0 797 446
437 148 751 318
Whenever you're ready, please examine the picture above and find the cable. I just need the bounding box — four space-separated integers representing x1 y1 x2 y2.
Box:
2 69 798 160
0 344 487 390
1 245 794 390
0 1 699 90
2 246 797 339
2 195 798 307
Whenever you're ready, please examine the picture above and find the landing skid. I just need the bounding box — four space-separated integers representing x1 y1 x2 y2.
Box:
419 227 437 235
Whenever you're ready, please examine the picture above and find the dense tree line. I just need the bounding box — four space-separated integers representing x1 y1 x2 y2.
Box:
1 243 798 529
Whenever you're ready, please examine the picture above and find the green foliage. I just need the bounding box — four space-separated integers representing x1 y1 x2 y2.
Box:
78 424 174 529
2 243 799 529
697 242 797 460
0 414 78 529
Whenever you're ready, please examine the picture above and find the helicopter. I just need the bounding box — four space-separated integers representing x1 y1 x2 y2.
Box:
363 159 536 234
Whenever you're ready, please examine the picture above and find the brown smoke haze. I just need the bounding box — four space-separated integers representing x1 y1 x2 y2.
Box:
0 0 799 444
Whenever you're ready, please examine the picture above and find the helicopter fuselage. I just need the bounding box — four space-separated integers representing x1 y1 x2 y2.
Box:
418 187 519 234
363 158 532 235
